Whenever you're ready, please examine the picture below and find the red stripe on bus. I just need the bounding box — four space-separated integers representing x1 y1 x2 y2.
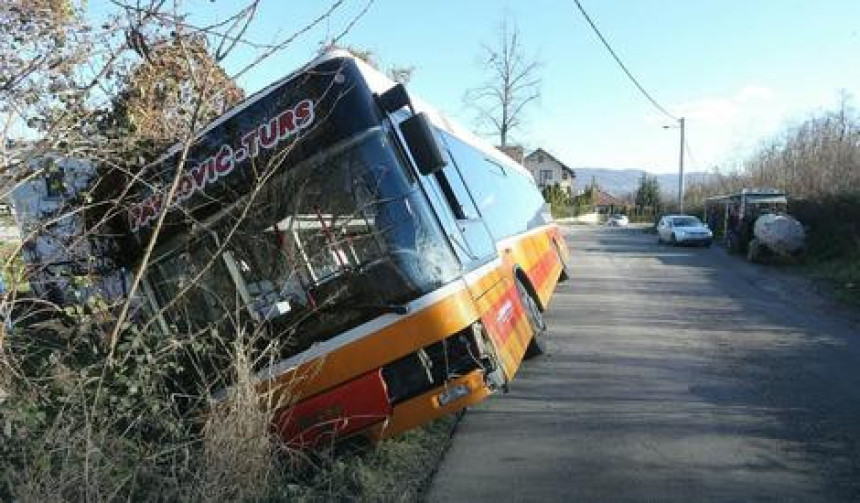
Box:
272 369 391 449
481 283 525 346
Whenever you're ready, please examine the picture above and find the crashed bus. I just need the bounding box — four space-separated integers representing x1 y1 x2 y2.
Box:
116 50 570 447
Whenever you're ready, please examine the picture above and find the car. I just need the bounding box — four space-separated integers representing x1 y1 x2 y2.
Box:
606 214 629 227
656 214 713 247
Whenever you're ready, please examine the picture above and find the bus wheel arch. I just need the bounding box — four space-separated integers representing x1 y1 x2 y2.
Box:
471 322 509 392
551 238 571 282
513 267 547 359
513 266 545 312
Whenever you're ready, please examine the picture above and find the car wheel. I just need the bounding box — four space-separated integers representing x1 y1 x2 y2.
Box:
670 233 678 246
704 240 712 248
516 277 546 359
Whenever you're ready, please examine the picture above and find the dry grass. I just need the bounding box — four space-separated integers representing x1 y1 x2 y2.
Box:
1 325 461 502
197 342 277 502
266 413 461 502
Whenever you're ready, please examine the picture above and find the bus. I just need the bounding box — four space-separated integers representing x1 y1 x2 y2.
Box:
118 50 571 448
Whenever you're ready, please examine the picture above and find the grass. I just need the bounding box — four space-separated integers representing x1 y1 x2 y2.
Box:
803 254 860 307
0 319 463 501
786 193 860 307
271 413 460 501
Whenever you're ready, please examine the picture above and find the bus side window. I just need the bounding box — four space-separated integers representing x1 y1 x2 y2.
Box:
434 163 480 221
440 131 545 239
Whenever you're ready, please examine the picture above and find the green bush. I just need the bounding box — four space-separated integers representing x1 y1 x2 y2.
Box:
790 193 860 262
790 193 860 305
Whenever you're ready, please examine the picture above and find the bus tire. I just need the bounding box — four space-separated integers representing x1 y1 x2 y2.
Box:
516 276 546 359
554 240 571 282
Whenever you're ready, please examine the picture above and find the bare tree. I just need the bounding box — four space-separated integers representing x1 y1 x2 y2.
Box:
465 18 541 147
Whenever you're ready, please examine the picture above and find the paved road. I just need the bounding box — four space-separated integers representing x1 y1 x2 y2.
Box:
427 225 860 502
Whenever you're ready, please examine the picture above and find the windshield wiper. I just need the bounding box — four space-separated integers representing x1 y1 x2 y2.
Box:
349 303 410 315
311 299 410 316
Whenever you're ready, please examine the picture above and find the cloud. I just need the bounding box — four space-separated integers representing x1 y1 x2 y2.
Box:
632 85 784 171
737 86 775 102
672 86 776 125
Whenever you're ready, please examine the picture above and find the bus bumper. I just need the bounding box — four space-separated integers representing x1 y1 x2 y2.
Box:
272 368 490 448
381 369 489 439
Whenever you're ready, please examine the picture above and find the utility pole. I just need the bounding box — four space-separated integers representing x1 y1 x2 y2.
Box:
677 117 686 213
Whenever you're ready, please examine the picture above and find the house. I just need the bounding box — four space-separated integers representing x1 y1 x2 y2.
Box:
592 187 626 215
523 148 576 196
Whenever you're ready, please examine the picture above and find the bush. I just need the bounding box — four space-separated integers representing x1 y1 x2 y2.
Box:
788 193 860 305
0 322 281 502
0 318 460 501
790 193 860 262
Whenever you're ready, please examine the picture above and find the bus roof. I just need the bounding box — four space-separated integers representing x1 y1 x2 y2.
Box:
147 49 534 181
148 50 351 168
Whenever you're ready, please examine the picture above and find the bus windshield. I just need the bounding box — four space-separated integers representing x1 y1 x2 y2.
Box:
146 128 460 359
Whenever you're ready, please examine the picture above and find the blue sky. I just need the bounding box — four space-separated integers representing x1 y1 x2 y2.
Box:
94 1 860 174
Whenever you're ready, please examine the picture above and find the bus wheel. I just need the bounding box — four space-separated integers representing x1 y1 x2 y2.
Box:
554 240 571 282
516 277 546 359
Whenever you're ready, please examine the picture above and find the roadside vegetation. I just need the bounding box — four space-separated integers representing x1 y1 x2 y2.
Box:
542 183 593 219
791 194 860 304
0 319 459 501
684 93 860 305
0 1 466 500
541 175 663 224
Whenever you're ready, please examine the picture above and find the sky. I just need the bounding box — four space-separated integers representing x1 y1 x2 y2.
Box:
93 0 860 174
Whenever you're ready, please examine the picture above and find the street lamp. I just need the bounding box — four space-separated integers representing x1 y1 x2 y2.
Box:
663 117 685 213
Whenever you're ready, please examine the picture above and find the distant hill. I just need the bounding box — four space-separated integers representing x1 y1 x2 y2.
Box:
572 168 706 196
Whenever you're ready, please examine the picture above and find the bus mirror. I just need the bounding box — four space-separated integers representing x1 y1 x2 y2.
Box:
400 112 446 175
377 83 411 113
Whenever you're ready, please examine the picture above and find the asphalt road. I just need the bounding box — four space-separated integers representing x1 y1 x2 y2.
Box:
427 225 860 503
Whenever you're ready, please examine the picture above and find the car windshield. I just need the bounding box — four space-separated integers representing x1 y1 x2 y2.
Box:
672 217 702 227
145 128 460 362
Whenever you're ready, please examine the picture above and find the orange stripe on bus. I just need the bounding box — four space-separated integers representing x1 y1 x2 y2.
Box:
261 285 481 406
260 225 566 412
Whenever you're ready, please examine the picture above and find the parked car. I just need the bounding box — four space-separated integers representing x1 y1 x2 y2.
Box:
606 214 629 227
657 214 713 247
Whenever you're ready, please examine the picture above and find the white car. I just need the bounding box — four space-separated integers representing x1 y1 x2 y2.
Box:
657 215 713 247
606 214 629 227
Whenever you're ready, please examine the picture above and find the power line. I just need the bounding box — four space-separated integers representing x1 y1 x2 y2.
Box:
572 0 678 122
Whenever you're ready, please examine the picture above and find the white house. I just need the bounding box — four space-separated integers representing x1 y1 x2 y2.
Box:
523 148 576 196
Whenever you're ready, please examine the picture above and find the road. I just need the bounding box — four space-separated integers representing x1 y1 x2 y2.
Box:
427 225 860 502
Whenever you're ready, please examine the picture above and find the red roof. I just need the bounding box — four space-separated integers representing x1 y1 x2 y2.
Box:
594 189 624 207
